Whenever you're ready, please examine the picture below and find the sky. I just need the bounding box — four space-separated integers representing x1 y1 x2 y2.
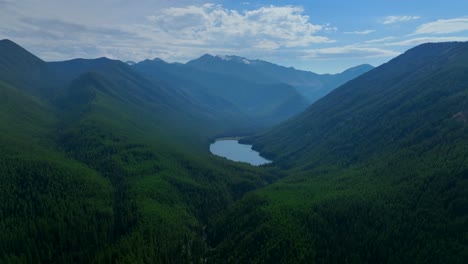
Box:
1 0 468 73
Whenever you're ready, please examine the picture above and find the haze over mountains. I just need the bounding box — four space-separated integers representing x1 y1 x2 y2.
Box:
185 54 374 102
0 38 372 132
248 42 468 167
132 53 373 126
0 38 467 263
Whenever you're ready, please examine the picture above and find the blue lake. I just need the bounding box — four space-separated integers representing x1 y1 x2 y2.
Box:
210 139 272 166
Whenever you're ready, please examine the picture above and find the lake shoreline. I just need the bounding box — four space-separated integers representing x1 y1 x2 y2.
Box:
214 136 245 141
209 138 272 166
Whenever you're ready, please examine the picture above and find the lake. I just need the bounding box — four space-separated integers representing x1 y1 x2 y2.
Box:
210 139 272 166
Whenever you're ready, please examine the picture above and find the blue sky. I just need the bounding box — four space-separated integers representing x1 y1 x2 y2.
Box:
1 0 468 73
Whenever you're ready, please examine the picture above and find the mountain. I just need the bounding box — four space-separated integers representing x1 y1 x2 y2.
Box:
247 42 468 167
0 40 251 142
2 39 467 263
133 54 372 127
133 58 310 127
0 39 277 263
0 39 48 95
186 54 374 102
209 42 468 263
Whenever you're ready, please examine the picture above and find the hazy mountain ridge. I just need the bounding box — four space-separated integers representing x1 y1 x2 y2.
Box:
0 39 255 139
133 57 310 127
185 53 374 102
248 42 468 167
132 54 371 126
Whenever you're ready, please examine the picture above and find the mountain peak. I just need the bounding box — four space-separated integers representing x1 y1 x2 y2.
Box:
189 54 254 66
215 55 252 65
0 39 27 50
199 54 215 60
0 39 17 46
0 39 44 63
152 58 167 63
58 57 119 65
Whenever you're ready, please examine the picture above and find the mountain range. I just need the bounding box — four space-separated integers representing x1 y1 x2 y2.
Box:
185 54 374 102
132 54 372 127
0 39 467 263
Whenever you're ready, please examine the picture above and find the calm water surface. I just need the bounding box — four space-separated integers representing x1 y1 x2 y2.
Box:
210 139 272 166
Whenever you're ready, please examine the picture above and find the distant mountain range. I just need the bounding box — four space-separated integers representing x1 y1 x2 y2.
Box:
0 39 241 141
185 54 373 102
0 38 372 134
132 54 372 127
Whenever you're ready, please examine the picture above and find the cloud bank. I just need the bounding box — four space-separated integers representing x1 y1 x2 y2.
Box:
383 16 420 24
344 30 375 35
144 4 333 50
1 1 466 73
414 18 468 34
305 45 399 59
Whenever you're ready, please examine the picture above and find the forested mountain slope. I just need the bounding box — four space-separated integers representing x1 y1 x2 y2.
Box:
1 38 467 263
0 39 280 263
248 42 468 169
210 42 468 263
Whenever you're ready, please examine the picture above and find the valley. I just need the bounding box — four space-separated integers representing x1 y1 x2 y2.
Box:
0 38 467 264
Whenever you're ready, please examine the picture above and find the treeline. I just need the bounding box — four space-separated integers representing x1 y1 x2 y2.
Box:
0 154 114 263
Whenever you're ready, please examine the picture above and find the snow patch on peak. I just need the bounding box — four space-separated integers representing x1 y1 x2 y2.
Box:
216 55 252 64
216 55 231 61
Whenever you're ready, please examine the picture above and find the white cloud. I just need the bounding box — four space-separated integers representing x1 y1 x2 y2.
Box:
323 23 338 33
143 4 333 50
386 36 468 46
304 45 399 59
364 36 396 43
0 1 406 70
0 2 337 63
344 29 375 35
414 18 468 34
383 16 420 24
254 40 280 50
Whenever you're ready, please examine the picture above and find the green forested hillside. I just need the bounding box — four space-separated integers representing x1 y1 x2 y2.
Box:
246 42 468 168
0 39 278 263
1 39 467 264
210 42 468 263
